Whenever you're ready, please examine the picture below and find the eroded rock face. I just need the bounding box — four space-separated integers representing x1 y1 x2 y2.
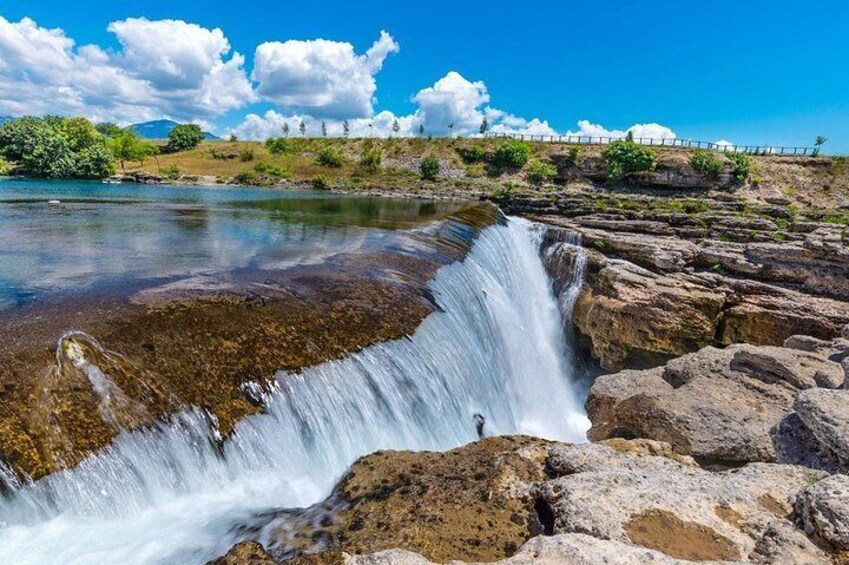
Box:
244 436 553 564
212 438 834 565
587 343 846 467
795 474 849 551
537 206 849 372
795 389 849 469
344 534 710 564
537 442 827 564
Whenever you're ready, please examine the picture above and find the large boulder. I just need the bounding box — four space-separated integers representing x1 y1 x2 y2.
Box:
587 344 845 466
795 474 849 551
535 442 827 564
795 389 849 468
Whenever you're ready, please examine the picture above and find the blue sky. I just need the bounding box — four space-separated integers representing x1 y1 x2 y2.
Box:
2 0 847 151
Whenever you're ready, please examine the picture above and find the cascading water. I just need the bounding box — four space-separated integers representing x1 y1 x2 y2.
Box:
0 217 590 565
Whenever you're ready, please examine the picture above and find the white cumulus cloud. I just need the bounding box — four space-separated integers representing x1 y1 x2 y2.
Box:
0 15 254 123
231 71 562 140
252 31 399 119
564 120 677 140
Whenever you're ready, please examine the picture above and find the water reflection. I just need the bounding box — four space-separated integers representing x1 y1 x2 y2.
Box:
0 179 469 309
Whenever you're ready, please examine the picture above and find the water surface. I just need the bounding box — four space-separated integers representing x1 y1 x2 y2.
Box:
0 178 468 309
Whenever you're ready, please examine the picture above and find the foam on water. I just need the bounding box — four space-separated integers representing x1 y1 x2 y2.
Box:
0 217 590 565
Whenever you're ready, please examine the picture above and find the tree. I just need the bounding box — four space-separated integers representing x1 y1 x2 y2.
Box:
108 130 147 172
814 136 828 156
321 121 328 137
299 120 306 137
418 124 425 137
282 122 290 138
391 119 400 136
167 124 204 152
229 134 238 142
95 122 123 138
0 116 112 178
343 120 350 138
480 117 489 136
448 123 454 137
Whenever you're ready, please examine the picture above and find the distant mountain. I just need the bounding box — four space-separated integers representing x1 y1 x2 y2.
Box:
127 119 219 141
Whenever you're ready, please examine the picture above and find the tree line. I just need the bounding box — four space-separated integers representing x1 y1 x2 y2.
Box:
0 116 205 178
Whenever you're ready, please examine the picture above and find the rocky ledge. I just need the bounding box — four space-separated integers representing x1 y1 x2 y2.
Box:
0 204 500 481
526 191 849 371
212 430 848 564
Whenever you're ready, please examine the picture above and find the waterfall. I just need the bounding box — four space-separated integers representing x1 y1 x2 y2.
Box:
0 217 590 565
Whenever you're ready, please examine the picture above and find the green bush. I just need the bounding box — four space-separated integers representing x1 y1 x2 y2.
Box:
690 150 723 179
492 140 531 169
160 165 181 179
316 147 344 168
233 171 260 185
458 143 488 163
239 148 254 162
490 183 517 202
602 140 657 181
727 152 752 182
564 145 581 167
312 174 330 190
358 147 382 173
167 124 204 152
0 157 9 176
420 156 440 180
526 159 557 185
264 137 291 155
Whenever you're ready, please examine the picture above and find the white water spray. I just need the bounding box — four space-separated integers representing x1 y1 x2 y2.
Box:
0 217 590 565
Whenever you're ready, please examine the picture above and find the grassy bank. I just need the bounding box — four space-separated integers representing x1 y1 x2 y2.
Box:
119 137 849 214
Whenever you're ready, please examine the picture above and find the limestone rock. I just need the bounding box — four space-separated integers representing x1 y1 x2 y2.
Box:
795 474 849 551
345 533 715 564
207 541 277 565
572 260 725 370
795 389 849 466
537 442 827 563
587 344 845 466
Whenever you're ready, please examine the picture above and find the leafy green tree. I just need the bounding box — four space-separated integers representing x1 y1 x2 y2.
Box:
95 122 123 138
343 120 350 138
321 121 328 137
418 124 425 137
108 130 147 172
282 122 290 137
299 120 306 137
391 119 400 136
167 124 204 152
0 116 112 178
479 117 489 135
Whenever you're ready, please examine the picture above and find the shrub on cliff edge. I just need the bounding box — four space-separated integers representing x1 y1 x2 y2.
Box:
603 140 657 181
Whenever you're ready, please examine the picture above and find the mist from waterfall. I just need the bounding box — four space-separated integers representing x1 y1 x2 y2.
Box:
0 217 590 565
